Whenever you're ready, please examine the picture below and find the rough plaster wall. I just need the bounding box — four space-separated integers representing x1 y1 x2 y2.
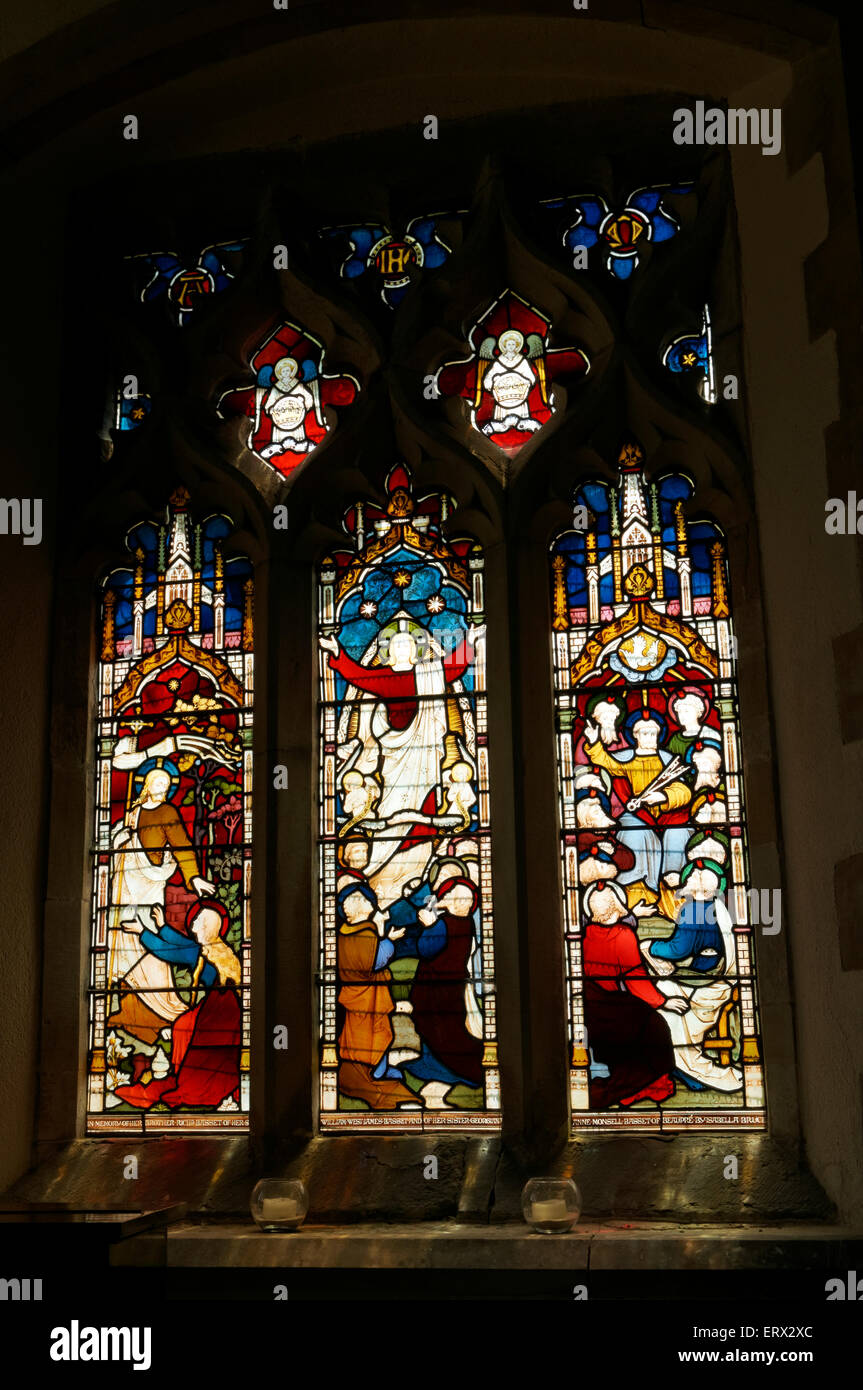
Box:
732 71 863 1222
0 2 104 60
0 169 56 1189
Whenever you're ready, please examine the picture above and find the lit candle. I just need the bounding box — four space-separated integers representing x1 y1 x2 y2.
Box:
531 1198 569 1222
260 1197 301 1222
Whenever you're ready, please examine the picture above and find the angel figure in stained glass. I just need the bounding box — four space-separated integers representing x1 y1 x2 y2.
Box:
218 322 358 478
255 355 319 460
435 291 589 456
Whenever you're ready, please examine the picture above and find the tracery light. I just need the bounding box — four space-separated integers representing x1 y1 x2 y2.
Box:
434 289 589 457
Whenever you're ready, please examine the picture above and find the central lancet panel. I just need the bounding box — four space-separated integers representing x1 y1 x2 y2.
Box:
316 465 501 1130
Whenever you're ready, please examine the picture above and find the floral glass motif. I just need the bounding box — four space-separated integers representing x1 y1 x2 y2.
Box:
114 384 152 433
550 444 765 1131
542 185 691 281
218 321 359 479
127 240 247 326
434 290 589 457
663 305 716 404
86 488 253 1132
320 213 462 308
317 465 501 1129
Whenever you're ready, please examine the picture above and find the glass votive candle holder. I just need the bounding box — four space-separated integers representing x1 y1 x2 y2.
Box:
250 1179 308 1232
521 1178 581 1234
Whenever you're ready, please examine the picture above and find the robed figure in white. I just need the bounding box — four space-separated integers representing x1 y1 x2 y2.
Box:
320 624 478 909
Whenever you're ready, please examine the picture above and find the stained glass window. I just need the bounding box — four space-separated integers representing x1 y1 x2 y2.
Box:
435 290 589 457
217 320 359 479
540 184 692 280
114 383 152 433
320 213 464 308
550 443 765 1132
126 241 247 326
317 465 500 1130
86 487 253 1132
663 305 716 403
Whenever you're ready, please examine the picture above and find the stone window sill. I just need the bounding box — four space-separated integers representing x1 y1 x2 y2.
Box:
110 1219 862 1271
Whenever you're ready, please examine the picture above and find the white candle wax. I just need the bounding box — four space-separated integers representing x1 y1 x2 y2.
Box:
531 1198 569 1222
260 1197 301 1221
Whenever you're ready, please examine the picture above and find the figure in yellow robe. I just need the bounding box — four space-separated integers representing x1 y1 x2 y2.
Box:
336 883 418 1111
583 709 691 912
